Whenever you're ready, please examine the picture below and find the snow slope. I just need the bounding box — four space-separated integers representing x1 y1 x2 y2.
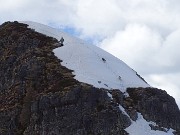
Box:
22 21 175 135
125 113 175 135
22 21 149 92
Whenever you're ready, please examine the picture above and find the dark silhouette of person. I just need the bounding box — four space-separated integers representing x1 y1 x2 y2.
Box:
59 37 64 45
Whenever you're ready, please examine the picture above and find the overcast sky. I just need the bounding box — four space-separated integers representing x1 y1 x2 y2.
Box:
0 0 179 108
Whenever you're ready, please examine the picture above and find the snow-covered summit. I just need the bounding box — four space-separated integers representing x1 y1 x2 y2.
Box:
22 21 149 92
13 21 177 135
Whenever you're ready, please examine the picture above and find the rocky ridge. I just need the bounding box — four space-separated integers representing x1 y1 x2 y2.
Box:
0 21 179 135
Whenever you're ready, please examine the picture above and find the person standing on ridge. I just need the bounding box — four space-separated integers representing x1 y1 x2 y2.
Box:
59 37 64 46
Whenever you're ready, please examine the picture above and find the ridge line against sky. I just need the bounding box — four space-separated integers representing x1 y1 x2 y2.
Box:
0 0 179 108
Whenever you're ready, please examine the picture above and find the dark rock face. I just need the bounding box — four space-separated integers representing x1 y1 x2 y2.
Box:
0 21 179 135
127 87 180 132
24 86 131 135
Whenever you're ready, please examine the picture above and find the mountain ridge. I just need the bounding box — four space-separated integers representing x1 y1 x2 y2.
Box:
23 21 149 91
0 21 179 135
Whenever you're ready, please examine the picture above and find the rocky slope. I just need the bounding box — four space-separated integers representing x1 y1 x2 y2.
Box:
0 21 179 135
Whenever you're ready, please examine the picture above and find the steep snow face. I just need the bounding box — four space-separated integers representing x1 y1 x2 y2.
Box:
23 21 149 92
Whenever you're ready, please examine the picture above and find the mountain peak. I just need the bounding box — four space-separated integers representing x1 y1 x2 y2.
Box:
23 21 150 91
0 21 179 135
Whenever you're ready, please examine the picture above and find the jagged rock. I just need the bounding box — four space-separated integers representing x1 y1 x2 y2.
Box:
111 89 124 105
149 124 167 132
23 86 131 135
127 87 180 132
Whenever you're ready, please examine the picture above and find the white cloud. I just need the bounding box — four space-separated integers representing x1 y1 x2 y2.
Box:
0 0 77 26
99 23 163 73
0 0 179 107
159 29 180 69
74 0 125 36
0 0 25 10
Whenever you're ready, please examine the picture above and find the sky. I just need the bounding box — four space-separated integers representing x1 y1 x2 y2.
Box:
0 0 179 108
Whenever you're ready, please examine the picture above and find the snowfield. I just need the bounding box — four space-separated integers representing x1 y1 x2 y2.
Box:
22 21 175 135
23 21 149 92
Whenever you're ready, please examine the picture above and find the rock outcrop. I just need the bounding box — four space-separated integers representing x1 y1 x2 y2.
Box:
127 88 180 133
0 21 179 135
